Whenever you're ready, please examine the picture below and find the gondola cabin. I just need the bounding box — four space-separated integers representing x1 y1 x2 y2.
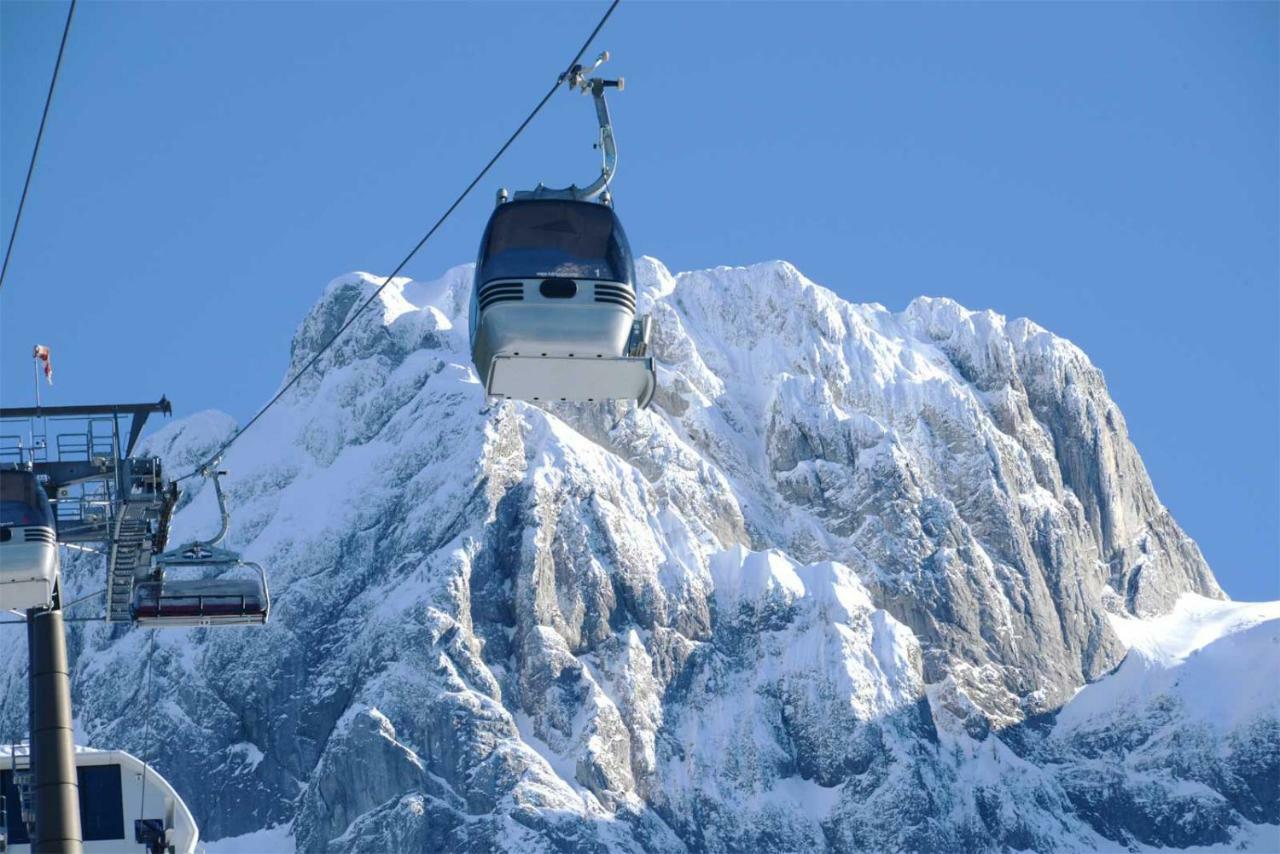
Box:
0 467 57 611
470 198 654 406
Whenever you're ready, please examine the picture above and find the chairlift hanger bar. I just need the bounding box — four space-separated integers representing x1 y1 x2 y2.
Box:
519 50 624 203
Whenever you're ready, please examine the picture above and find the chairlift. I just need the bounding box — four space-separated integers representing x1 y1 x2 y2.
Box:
470 52 656 407
132 467 268 627
0 466 58 611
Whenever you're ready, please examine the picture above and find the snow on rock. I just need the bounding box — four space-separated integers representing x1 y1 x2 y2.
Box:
661 546 934 851
203 824 295 853
1106 594 1280 666
2 257 1270 852
1039 595 1280 849
1061 597 1280 732
135 408 237 476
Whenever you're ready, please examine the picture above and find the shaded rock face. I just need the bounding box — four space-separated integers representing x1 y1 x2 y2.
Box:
0 259 1266 853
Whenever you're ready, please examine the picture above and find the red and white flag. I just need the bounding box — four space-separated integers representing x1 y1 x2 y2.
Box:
33 345 53 385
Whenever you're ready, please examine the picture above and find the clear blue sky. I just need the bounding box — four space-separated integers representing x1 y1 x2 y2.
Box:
2 2 1275 600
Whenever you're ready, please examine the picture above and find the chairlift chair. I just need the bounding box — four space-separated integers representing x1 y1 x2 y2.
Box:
470 53 656 407
132 468 268 627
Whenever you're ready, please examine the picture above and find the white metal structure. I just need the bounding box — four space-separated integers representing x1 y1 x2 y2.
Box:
0 468 57 611
1 745 198 854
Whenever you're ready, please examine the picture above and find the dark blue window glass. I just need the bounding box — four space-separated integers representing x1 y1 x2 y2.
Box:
80 764 126 841
0 764 126 844
478 200 632 285
0 471 54 527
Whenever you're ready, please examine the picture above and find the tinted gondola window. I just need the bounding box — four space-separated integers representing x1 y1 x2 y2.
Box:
0 764 126 844
0 471 54 528
479 201 632 285
79 764 126 840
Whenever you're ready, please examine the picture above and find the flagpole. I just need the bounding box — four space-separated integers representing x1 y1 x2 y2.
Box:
30 354 41 457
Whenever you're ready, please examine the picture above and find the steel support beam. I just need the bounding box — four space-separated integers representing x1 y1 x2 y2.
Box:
0 398 170 456
24 460 114 489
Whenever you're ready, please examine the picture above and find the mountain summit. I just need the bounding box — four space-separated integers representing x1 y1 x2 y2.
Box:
5 259 1273 852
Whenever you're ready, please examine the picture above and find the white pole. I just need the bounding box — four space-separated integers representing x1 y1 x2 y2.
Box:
29 356 41 459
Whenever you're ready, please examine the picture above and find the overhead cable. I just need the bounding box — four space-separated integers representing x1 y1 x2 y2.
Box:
178 0 623 482
0 0 77 291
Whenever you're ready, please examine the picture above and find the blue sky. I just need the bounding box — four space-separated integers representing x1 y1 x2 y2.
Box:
1 2 1275 600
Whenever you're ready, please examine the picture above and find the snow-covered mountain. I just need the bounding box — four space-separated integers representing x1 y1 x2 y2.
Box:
2 258 1275 852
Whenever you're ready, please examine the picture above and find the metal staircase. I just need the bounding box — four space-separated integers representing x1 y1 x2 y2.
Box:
106 507 155 622
105 457 174 623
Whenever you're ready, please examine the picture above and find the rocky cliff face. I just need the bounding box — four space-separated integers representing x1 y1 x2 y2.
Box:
1 259 1271 853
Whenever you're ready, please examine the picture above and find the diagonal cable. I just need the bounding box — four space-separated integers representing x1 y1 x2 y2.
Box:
0 0 77 291
178 0 622 482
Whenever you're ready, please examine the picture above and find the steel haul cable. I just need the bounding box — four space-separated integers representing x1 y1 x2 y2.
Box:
178 0 622 482
0 0 77 292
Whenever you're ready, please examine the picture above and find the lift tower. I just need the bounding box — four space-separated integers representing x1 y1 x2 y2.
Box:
0 399 174 853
